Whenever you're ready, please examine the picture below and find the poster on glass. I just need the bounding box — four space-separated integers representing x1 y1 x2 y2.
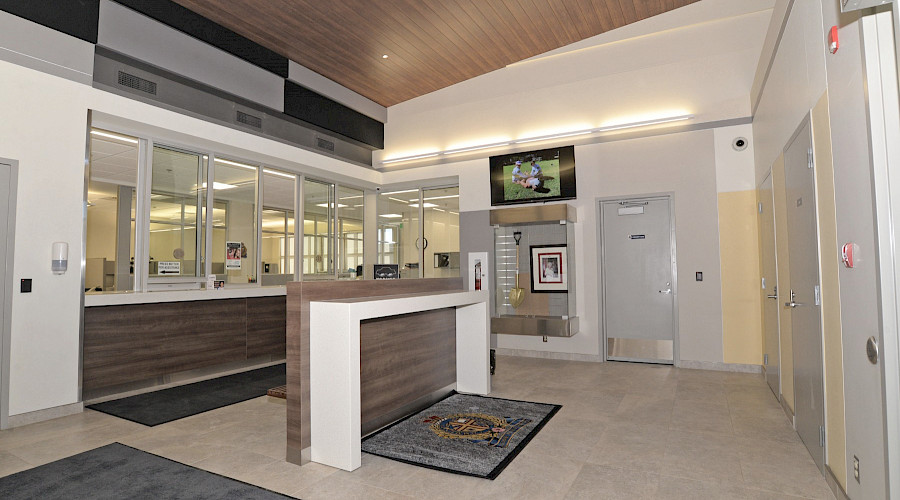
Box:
226 241 242 270
530 245 567 293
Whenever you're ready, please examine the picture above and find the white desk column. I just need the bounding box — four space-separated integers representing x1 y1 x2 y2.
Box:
456 302 490 394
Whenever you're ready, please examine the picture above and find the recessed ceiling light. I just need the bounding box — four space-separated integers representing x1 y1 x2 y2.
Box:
382 54 389 59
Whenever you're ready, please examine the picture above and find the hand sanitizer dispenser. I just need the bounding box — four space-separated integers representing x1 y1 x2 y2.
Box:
52 242 68 275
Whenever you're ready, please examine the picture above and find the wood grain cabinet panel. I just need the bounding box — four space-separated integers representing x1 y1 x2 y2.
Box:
359 308 456 431
83 296 287 393
247 296 287 358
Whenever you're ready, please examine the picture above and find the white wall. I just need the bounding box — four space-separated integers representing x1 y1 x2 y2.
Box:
752 0 827 183
385 129 724 362
0 59 377 416
378 8 769 164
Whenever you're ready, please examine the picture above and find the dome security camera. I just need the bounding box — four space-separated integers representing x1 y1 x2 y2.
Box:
732 137 748 151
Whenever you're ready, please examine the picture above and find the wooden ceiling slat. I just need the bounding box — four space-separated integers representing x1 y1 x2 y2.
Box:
171 0 698 107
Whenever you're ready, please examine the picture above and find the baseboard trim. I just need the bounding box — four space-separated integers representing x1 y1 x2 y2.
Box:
678 360 763 373
825 465 850 500
493 348 603 363
8 401 84 428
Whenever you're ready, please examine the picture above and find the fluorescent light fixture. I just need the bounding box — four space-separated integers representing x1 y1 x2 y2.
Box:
382 152 439 164
409 203 438 208
388 197 409 204
339 195 364 200
215 158 257 170
597 114 693 132
515 129 594 144
422 194 459 201
379 213 403 218
200 182 237 190
90 130 138 144
263 168 295 178
316 203 348 208
432 208 446 212
378 114 693 166
380 189 418 196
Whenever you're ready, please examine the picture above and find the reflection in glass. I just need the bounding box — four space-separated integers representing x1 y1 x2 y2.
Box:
86 129 138 292
303 179 333 278
261 169 296 286
149 146 204 278
423 186 460 278
338 186 364 279
377 189 420 278
210 158 258 284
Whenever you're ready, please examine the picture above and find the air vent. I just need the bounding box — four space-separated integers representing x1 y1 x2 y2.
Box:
316 137 335 152
236 110 262 129
117 71 157 95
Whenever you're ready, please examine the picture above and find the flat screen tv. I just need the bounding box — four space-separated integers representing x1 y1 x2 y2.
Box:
489 145 576 206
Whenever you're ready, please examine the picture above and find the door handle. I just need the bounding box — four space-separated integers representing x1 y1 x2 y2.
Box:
766 294 778 299
785 301 804 308
658 282 672 294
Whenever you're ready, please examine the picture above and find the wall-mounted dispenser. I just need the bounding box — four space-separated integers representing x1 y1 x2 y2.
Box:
52 242 68 275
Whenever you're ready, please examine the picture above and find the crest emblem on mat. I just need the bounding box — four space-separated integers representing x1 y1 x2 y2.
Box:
423 412 532 448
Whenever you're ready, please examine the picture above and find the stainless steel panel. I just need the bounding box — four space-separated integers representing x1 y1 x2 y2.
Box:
490 315 578 337
607 338 674 363
489 204 576 226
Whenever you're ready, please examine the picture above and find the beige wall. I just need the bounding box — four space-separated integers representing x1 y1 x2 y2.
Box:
718 190 763 365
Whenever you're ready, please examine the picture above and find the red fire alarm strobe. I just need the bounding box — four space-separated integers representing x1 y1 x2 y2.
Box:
829 26 839 54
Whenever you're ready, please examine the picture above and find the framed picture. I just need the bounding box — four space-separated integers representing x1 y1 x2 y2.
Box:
530 245 568 293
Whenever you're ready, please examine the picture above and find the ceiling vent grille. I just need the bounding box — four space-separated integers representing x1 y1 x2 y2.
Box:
117 71 157 95
316 137 335 152
236 110 262 129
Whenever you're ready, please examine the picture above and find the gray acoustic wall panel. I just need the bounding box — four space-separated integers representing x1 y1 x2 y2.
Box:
0 10 95 85
97 0 284 112
459 210 497 348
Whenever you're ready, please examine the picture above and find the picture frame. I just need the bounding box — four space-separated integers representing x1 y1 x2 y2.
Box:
530 244 568 293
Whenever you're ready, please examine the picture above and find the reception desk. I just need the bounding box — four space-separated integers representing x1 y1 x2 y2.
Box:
308 289 490 471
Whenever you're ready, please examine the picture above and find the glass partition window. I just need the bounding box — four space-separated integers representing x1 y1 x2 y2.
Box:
261 169 296 286
211 158 258 284
149 146 205 278
337 186 364 279
86 129 139 292
303 179 333 278
377 189 420 278
423 186 460 278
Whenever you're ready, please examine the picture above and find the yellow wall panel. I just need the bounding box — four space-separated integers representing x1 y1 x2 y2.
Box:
719 190 764 365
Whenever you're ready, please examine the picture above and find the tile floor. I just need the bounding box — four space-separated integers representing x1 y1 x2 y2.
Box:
0 356 835 499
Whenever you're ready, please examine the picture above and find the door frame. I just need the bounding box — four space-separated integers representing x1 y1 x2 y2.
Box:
597 193 679 364
0 158 19 430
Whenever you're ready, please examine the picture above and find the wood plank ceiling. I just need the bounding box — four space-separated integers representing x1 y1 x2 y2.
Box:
171 0 700 107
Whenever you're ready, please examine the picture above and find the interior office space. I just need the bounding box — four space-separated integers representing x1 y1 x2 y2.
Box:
1 0 900 498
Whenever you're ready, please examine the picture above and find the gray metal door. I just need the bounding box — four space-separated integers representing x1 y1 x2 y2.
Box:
784 121 825 471
601 197 675 363
759 173 780 396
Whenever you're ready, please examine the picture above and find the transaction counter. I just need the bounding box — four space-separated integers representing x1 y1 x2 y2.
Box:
82 287 286 400
284 277 491 467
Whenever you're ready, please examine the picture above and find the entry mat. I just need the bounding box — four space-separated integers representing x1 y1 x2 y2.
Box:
88 363 286 426
361 392 561 479
0 443 291 500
